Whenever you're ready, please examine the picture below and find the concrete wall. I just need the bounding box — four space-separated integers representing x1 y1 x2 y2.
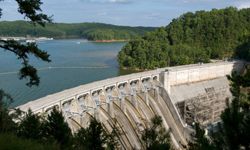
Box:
17 61 244 113
162 61 244 94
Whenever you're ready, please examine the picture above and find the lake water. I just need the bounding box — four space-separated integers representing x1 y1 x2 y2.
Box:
0 39 127 106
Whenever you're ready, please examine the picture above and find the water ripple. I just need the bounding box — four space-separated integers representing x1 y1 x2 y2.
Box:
0 65 110 76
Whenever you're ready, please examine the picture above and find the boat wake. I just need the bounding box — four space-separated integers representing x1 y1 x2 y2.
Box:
0 65 110 75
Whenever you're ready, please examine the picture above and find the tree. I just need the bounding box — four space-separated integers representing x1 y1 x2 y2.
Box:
0 90 16 133
235 36 250 61
73 118 118 150
0 0 52 87
42 107 72 148
188 123 215 150
214 68 250 150
17 109 43 140
118 7 250 70
141 115 171 150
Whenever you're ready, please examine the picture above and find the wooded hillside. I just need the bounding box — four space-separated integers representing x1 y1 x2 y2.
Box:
0 21 155 40
118 7 250 69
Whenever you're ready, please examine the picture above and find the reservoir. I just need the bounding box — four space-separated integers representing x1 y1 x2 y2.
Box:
0 39 126 106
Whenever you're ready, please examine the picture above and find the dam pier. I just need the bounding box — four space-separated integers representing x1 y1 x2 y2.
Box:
17 61 245 149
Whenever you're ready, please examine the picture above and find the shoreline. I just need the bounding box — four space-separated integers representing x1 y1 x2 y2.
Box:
1 36 130 43
120 66 146 72
93 39 129 43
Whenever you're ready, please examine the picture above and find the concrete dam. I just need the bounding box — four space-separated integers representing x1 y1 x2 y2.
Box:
17 61 245 149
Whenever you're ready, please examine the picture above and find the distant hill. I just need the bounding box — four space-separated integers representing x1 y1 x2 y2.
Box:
0 21 156 41
118 7 250 69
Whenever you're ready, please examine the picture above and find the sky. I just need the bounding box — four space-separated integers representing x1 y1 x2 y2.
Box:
1 0 250 27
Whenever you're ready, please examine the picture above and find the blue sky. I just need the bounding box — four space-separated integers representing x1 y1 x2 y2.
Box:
1 0 250 27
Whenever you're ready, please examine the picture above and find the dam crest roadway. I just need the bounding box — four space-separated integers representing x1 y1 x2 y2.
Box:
17 61 245 150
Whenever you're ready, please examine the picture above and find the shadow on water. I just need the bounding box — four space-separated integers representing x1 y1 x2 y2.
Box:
104 57 142 76
104 57 118 67
118 68 142 76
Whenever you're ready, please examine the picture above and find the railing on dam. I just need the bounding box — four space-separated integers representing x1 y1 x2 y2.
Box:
17 68 161 113
17 60 244 114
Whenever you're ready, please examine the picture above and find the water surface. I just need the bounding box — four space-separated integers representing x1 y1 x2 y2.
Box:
0 39 126 106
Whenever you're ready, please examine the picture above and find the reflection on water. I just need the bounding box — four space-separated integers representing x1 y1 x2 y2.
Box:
0 39 127 106
118 68 141 75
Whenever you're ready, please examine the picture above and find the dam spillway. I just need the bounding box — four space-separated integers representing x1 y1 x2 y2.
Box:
17 61 245 149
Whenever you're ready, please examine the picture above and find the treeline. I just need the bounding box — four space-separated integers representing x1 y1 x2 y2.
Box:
0 106 117 149
0 21 155 40
118 7 250 69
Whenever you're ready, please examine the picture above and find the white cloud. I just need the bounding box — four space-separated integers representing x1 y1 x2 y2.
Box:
81 0 131 4
236 1 250 9
109 0 130 3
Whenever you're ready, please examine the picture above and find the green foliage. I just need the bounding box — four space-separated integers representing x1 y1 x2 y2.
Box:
235 37 250 61
0 0 52 87
213 69 250 150
17 109 43 140
0 133 59 150
118 7 250 69
118 39 169 69
141 116 171 150
0 21 155 40
166 7 248 57
42 107 72 148
15 0 52 26
0 89 16 133
168 44 210 66
2 104 118 150
188 123 215 150
0 40 51 86
73 118 118 150
16 107 74 148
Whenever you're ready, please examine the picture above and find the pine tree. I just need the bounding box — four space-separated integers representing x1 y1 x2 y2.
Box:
42 107 72 148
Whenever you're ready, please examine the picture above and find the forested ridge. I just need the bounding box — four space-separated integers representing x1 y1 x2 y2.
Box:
118 7 250 69
0 21 155 41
